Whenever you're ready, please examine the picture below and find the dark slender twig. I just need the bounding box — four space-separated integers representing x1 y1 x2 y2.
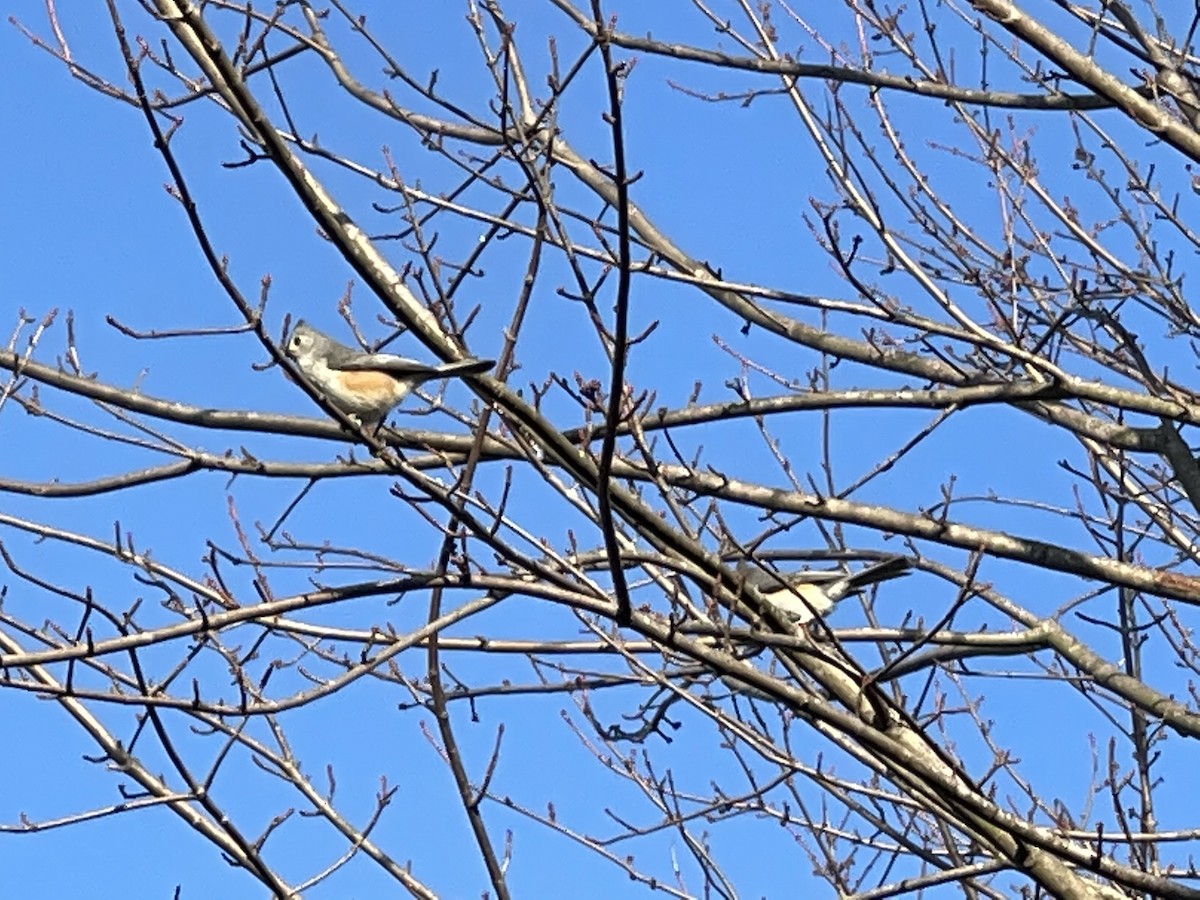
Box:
590 0 635 626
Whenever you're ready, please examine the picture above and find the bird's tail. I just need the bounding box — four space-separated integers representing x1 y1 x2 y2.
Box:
845 556 911 591
437 358 494 377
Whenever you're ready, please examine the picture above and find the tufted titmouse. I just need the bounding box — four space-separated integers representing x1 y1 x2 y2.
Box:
285 319 493 424
739 555 911 624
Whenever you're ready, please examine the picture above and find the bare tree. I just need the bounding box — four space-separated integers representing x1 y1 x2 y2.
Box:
5 1 1200 897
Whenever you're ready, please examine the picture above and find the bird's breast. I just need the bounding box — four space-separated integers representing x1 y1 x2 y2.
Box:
306 358 407 416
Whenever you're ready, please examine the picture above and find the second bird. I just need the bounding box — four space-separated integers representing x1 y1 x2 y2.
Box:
740 556 911 624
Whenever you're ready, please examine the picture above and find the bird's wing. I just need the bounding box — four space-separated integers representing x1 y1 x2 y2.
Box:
741 567 843 589
331 353 440 376
334 354 492 378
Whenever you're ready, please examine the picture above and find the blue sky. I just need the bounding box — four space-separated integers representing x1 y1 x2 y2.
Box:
3 2 1195 898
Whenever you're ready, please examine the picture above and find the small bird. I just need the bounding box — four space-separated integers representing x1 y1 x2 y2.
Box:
285 319 493 425
739 556 911 623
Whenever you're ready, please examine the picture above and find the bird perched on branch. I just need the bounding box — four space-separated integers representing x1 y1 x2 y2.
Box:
285 319 493 426
739 556 911 624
